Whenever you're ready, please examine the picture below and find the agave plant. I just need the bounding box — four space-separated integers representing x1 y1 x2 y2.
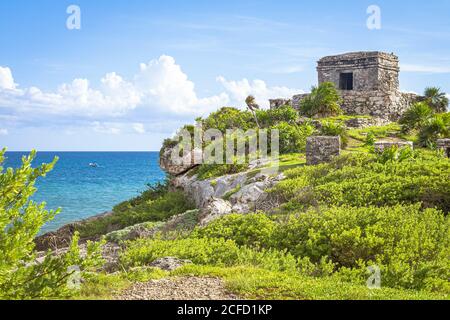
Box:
423 87 449 113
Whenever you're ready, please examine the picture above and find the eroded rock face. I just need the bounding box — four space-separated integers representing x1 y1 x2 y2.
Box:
172 162 286 225
159 146 202 176
199 198 233 225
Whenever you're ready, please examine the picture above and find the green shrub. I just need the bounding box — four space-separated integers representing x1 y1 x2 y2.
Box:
271 152 450 212
271 121 315 154
201 107 254 132
195 162 248 181
256 105 299 127
0 150 104 299
192 213 277 248
271 204 449 291
399 102 434 133
78 188 195 238
320 121 349 148
119 237 298 273
299 82 343 118
375 145 415 164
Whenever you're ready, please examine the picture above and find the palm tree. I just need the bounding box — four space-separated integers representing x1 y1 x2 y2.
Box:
423 87 449 113
245 95 261 128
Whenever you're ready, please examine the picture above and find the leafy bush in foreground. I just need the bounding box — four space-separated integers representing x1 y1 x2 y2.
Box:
0 149 103 299
271 204 449 291
190 204 449 292
192 213 276 248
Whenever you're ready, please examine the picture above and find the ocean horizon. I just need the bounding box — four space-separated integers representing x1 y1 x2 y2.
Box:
4 151 166 233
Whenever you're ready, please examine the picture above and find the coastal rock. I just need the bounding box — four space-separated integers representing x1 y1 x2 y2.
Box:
149 257 192 271
159 145 202 176
173 162 286 219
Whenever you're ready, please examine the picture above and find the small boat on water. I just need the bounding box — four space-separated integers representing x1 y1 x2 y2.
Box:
89 162 99 168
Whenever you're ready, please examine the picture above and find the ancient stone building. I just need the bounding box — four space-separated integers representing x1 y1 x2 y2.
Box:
270 51 421 121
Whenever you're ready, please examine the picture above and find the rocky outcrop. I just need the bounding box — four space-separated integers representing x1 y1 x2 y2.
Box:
199 198 232 225
159 145 202 176
172 160 285 225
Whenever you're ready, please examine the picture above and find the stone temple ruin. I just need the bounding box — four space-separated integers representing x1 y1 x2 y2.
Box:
270 51 420 121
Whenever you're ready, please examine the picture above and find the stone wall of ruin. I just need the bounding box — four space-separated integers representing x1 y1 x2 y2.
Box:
290 91 420 121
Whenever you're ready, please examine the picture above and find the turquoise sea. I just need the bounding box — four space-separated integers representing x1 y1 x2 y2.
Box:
4 152 166 233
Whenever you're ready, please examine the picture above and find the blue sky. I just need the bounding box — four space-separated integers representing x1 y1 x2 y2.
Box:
1 0 450 151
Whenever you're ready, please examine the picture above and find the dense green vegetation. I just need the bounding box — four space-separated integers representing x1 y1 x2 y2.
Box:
0 149 104 299
271 151 450 212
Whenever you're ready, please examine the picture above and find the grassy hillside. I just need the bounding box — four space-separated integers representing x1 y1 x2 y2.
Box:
74 104 449 300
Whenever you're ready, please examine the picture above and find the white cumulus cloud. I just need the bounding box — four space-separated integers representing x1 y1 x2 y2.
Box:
0 56 303 132
0 128 8 136
216 76 303 108
0 67 16 90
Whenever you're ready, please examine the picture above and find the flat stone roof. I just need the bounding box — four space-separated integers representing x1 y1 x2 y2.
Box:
318 51 398 63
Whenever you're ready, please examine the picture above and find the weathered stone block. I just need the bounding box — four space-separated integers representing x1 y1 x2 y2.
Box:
437 139 450 157
306 136 341 165
374 141 413 153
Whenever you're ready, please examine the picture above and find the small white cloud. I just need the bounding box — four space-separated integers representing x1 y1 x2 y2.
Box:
132 123 146 134
0 67 16 90
0 128 8 135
